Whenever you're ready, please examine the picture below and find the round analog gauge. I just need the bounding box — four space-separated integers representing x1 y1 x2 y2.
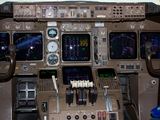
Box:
47 41 58 52
47 54 59 65
22 64 29 71
48 29 57 38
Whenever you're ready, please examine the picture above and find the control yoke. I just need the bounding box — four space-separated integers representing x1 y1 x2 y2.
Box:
145 42 160 77
0 44 16 81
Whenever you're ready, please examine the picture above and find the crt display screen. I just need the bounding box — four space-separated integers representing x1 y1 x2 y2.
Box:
13 33 43 61
39 70 57 79
0 33 10 61
62 34 90 61
63 66 93 85
98 68 116 78
110 32 137 59
140 32 160 58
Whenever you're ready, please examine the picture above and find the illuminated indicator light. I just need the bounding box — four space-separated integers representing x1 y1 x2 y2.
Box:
2 57 4 58
15 67 19 70
31 51 33 53
82 48 85 51
1 42 5 43
34 57 37 59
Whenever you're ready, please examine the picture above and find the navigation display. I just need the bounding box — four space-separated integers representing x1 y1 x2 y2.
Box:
140 32 160 58
110 32 137 59
63 66 93 85
62 34 90 61
0 33 9 61
13 33 43 61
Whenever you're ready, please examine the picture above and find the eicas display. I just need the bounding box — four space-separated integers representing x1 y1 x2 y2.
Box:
140 32 160 58
110 32 137 59
63 66 93 85
13 33 43 61
62 34 90 61
0 33 10 61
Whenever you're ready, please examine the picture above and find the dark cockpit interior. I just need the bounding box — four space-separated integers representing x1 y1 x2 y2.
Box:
0 1 160 120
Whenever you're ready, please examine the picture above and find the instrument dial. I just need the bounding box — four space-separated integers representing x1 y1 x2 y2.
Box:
48 29 57 38
47 41 58 52
22 64 29 71
47 54 59 65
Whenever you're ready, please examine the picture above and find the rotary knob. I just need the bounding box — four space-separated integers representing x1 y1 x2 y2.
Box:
83 115 87 119
91 115 95 119
75 115 79 119
67 115 71 120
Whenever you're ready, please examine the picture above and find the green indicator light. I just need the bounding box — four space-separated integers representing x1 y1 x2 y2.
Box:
31 51 33 53
128 56 130 57
2 57 4 58
34 57 37 59
1 42 5 43
157 107 160 111
50 57 52 59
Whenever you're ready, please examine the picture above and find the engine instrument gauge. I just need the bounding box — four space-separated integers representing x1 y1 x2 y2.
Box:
47 41 58 52
47 54 59 65
48 29 57 38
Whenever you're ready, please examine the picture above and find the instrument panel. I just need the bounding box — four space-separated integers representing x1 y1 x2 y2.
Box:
0 2 160 120
13 3 145 21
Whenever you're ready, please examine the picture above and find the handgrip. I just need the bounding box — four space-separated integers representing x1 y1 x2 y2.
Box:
145 42 160 77
0 44 16 81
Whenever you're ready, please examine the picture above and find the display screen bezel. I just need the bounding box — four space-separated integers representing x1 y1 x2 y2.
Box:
13 32 44 61
109 31 138 60
61 33 91 62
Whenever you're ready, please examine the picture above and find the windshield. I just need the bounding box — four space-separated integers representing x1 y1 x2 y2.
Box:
0 0 159 5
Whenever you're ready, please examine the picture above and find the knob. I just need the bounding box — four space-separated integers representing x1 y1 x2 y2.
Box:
83 115 87 119
91 115 95 119
67 115 71 120
15 25 20 29
75 115 79 119
5 25 10 29
26 25 30 29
